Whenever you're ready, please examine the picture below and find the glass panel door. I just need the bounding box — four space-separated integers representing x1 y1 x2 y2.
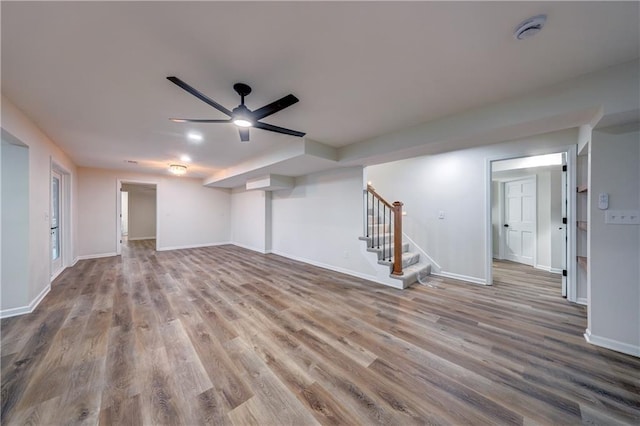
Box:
51 170 62 276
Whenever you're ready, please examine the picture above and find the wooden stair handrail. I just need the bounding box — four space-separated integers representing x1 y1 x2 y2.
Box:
367 185 404 276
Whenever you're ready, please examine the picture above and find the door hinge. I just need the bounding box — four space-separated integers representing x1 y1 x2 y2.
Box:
562 217 567 224
120 239 122 244
562 165 567 172
562 269 567 277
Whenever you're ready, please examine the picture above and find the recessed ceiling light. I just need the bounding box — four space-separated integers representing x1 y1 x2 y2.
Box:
187 132 203 142
514 14 547 40
180 154 191 162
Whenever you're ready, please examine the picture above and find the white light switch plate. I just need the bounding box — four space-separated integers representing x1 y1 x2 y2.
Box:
605 210 640 225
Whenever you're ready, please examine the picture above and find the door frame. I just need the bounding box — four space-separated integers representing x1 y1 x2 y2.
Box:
116 179 159 254
50 159 72 282
485 145 577 303
499 175 537 267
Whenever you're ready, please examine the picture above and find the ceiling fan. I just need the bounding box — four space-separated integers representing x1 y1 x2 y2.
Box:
167 76 305 142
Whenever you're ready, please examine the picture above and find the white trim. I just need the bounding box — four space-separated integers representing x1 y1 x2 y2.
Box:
50 266 65 282
0 284 51 319
72 257 80 267
270 249 401 289
76 252 118 260
576 297 588 306
584 329 640 357
432 271 487 285
534 264 563 274
128 236 156 241
156 242 232 252
231 242 272 254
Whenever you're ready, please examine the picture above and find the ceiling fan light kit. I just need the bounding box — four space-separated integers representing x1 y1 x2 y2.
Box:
167 76 305 142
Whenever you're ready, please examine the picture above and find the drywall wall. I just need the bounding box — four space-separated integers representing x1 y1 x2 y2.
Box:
587 129 639 356
341 60 639 166
367 129 578 283
77 168 230 256
127 188 156 240
1 95 78 317
1 139 29 311
230 188 270 253
271 167 377 280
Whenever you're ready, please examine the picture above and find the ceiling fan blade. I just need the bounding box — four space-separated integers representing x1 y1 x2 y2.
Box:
169 118 231 123
250 94 299 121
239 128 250 142
167 76 232 117
254 121 306 137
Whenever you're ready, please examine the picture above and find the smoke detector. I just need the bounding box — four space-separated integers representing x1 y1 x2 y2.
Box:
514 15 547 40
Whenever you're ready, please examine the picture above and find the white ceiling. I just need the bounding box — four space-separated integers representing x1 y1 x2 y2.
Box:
2 2 639 181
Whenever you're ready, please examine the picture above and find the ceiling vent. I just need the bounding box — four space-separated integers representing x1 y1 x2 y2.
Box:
514 15 547 40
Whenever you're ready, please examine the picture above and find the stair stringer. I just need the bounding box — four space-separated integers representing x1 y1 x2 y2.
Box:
401 232 441 274
357 237 408 289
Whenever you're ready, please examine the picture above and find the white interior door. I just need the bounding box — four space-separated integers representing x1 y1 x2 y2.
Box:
51 170 63 277
504 177 536 266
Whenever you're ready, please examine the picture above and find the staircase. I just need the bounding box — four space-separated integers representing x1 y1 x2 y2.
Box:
359 184 431 289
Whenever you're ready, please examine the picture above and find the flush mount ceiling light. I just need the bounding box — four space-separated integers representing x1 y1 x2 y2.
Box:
169 164 187 175
514 14 547 40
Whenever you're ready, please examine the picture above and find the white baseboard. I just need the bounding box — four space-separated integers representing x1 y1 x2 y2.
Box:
0 284 51 319
432 271 487 285
72 257 80 267
50 267 64 282
584 329 640 357
270 250 390 287
76 252 118 260
157 241 232 251
231 242 272 254
535 264 563 274
576 297 588 306
128 236 156 241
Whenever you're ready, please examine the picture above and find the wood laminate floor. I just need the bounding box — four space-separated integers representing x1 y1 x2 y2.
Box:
2 241 639 425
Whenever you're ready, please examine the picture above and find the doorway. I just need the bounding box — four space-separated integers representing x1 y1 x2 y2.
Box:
487 149 577 303
50 163 71 281
51 169 63 277
116 180 158 254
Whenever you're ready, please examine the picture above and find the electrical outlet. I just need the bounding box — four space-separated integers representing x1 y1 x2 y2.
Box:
605 210 640 225
438 210 445 219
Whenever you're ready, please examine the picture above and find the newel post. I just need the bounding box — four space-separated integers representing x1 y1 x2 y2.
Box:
391 201 404 276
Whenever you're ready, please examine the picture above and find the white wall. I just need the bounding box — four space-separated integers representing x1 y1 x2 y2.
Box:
1 139 29 311
230 188 270 253
587 130 639 356
127 188 156 240
271 167 377 280
367 129 578 284
1 95 78 317
77 168 231 256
